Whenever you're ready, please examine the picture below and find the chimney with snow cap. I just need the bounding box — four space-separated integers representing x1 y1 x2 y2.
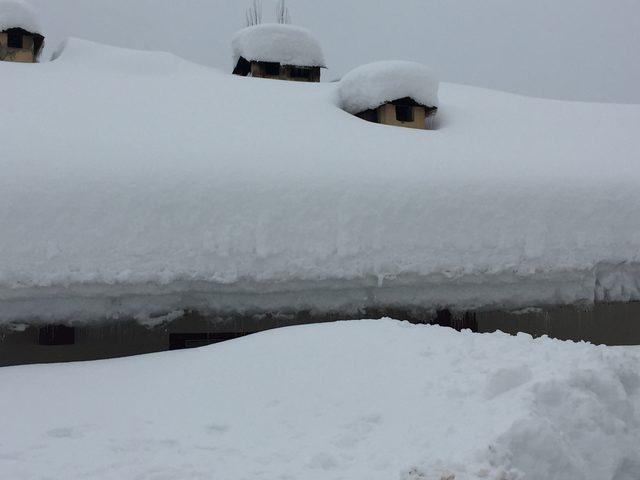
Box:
231 23 325 82
337 61 439 130
0 0 44 63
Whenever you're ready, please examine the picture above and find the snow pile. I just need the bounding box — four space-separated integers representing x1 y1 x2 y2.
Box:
0 0 41 33
2 39 640 323
1 320 639 479
232 23 326 67
338 61 439 114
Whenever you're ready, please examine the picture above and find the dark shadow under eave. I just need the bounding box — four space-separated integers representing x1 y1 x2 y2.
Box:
2 301 640 367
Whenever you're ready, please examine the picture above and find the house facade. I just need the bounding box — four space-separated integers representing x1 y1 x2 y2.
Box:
356 97 438 130
233 56 321 82
0 27 43 62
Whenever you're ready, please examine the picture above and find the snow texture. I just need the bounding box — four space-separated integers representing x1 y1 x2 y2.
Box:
2 39 640 324
1 320 639 480
0 0 41 33
232 23 326 68
338 61 439 114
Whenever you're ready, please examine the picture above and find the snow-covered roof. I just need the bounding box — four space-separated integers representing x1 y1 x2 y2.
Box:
232 23 325 68
337 61 439 114
0 0 42 34
3 40 640 324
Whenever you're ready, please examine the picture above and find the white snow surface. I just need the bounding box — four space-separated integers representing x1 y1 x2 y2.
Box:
2 39 640 323
1 320 640 480
338 61 440 114
0 0 41 33
232 23 326 68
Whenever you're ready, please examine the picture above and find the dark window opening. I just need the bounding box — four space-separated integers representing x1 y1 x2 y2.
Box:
7 30 23 49
290 67 312 80
263 62 280 76
233 56 251 76
169 332 250 351
395 105 414 122
39 325 76 346
357 108 379 123
434 309 478 332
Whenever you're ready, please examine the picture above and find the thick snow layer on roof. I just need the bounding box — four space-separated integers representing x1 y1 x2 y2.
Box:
2 320 640 480
338 61 439 114
0 0 41 34
2 39 640 323
232 23 325 68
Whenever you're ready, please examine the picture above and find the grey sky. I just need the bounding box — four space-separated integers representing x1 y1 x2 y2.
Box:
31 0 640 103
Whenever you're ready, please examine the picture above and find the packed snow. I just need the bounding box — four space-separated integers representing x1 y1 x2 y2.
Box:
2 39 640 324
1 320 639 480
0 0 41 33
338 61 439 114
232 23 326 68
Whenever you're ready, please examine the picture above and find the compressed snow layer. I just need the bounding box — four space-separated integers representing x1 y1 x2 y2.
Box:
232 23 325 67
0 0 41 33
2 39 640 323
338 61 439 113
1 320 640 480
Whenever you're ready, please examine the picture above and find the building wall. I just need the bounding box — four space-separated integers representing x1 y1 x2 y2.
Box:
250 62 321 82
477 302 640 345
2 302 640 367
0 32 36 63
377 103 427 130
0 311 337 367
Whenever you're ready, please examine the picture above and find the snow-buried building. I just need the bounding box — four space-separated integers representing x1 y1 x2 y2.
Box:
232 23 325 82
338 61 439 130
3 40 640 366
0 0 44 63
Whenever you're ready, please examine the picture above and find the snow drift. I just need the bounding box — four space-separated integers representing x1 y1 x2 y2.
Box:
0 0 41 33
338 60 439 114
1 320 639 480
232 23 326 67
2 39 640 324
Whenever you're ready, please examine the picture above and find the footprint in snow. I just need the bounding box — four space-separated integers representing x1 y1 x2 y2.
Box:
46 426 85 439
205 423 230 434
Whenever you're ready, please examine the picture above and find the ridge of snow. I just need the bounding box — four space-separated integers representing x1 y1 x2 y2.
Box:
0 0 41 34
338 61 439 114
232 23 326 68
1 320 639 479
50 37 210 74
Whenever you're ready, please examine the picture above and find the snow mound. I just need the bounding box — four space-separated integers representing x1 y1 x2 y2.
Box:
232 23 326 67
338 61 439 114
0 0 41 33
1 320 639 480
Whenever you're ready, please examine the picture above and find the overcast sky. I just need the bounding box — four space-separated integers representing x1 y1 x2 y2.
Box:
30 0 640 103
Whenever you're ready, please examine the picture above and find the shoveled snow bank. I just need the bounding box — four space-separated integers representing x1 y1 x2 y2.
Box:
338 61 439 114
2 39 640 324
1 320 639 480
0 0 41 33
232 23 326 67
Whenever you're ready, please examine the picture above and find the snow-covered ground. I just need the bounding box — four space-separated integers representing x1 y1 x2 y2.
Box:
1 320 639 480
2 39 640 324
